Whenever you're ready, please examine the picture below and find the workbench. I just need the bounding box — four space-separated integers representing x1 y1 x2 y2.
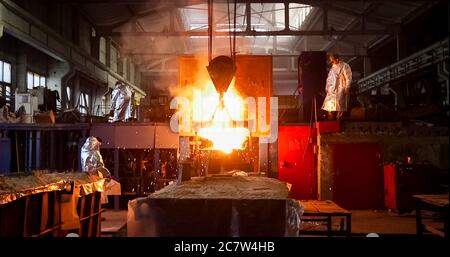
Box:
414 194 449 238
299 200 352 237
127 176 303 236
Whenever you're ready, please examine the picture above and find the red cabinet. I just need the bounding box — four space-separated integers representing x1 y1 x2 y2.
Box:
278 125 317 200
384 164 397 210
384 163 436 213
332 143 384 209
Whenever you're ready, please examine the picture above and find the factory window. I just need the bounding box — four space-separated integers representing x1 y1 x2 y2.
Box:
0 85 12 105
0 61 12 83
27 71 46 90
101 95 108 115
289 4 313 30
5 86 11 102
99 37 107 65
79 92 90 114
65 86 72 108
0 60 12 106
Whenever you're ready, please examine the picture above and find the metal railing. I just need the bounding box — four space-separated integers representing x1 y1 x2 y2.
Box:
357 38 449 94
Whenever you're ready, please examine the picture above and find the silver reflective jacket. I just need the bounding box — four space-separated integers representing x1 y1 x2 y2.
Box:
322 61 352 112
80 136 111 178
110 83 132 122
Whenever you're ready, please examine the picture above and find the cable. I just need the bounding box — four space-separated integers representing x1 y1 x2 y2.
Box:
299 94 317 165
208 0 213 62
227 0 232 57
233 0 237 61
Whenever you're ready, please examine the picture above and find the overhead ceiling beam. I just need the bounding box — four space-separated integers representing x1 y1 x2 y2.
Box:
58 0 203 5
124 52 367 57
58 0 433 5
400 0 443 24
111 29 389 37
321 2 383 55
328 4 392 26
125 5 146 32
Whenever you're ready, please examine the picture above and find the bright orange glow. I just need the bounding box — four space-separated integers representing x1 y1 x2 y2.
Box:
194 79 250 154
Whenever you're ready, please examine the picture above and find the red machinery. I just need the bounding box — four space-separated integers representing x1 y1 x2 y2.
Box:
278 125 317 200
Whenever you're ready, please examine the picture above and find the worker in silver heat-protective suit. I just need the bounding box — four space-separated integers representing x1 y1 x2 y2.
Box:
109 81 132 122
322 53 353 120
81 136 111 178
81 136 111 204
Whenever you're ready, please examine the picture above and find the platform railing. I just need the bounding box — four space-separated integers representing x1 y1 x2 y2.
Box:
357 38 449 94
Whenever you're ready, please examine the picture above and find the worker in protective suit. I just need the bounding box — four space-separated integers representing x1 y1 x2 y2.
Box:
109 81 132 122
322 53 353 120
80 136 111 204
80 136 111 178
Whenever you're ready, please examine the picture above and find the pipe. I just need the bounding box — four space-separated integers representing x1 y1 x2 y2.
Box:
61 63 76 110
388 87 398 111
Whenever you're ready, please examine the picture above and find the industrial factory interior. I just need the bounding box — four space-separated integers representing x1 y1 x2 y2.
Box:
0 0 449 241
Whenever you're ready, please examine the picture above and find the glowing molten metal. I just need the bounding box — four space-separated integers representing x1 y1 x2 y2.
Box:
194 80 250 154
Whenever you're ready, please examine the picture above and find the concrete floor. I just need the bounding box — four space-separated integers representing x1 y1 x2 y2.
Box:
101 210 127 237
350 210 417 236
351 210 445 237
101 209 438 237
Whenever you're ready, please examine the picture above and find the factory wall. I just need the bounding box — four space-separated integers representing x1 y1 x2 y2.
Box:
47 58 69 108
317 122 449 201
0 34 49 97
0 33 18 101
0 0 145 114
0 33 81 111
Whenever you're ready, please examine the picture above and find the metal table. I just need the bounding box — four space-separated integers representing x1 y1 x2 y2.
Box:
414 194 449 238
